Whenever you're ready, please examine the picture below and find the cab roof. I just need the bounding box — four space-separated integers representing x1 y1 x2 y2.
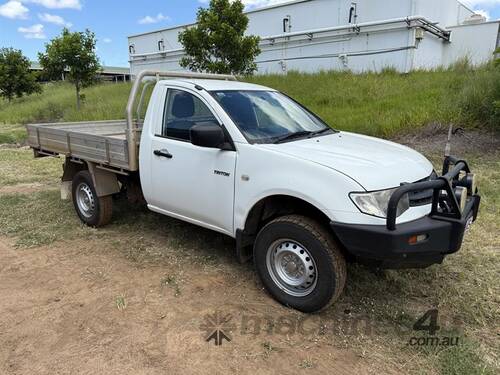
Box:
159 78 275 92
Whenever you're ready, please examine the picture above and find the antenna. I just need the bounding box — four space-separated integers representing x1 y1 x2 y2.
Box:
444 124 453 157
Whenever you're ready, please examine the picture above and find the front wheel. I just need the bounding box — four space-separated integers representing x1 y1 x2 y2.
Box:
72 171 113 227
254 215 346 313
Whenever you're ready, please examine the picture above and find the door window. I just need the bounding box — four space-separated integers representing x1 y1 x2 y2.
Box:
161 89 219 141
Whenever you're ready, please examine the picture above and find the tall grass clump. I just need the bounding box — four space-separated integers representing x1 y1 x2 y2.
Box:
449 62 500 130
246 69 462 137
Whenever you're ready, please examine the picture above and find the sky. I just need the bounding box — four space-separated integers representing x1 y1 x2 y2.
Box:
1 0 499 67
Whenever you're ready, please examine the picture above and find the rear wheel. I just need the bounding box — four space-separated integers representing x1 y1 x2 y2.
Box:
254 215 346 313
72 171 113 227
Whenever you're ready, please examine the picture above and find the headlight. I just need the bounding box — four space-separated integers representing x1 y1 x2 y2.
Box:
350 188 410 218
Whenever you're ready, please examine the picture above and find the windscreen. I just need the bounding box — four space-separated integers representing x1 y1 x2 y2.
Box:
211 90 330 144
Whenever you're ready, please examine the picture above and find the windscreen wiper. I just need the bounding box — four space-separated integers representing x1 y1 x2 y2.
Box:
311 127 335 136
273 128 335 144
273 131 314 144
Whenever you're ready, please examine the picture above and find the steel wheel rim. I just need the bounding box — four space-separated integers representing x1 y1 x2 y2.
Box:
266 239 317 297
76 182 95 218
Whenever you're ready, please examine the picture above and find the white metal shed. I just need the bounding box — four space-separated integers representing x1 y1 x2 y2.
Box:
128 0 500 75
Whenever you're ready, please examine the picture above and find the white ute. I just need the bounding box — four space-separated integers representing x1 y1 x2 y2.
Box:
27 71 480 312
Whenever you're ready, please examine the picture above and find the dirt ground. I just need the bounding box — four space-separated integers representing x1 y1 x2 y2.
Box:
392 123 500 156
0 127 498 374
0 235 390 375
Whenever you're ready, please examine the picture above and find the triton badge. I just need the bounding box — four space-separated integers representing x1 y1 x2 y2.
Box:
214 170 230 177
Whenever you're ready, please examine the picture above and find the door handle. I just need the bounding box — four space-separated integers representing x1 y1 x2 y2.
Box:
153 149 173 159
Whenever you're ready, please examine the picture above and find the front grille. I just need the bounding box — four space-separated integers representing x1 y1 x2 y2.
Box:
408 171 437 207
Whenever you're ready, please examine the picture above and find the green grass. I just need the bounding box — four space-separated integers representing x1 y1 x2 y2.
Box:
246 63 499 136
0 149 234 261
450 66 500 130
115 295 127 311
0 66 498 140
0 148 61 186
0 189 101 247
0 81 132 125
0 124 27 144
438 341 497 375
246 69 458 137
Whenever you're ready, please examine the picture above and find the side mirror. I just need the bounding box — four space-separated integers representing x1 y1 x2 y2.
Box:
190 123 232 150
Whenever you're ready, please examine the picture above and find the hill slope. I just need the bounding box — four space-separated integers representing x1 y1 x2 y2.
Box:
0 65 498 144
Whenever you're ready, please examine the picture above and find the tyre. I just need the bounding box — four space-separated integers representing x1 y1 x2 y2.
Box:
254 215 347 313
72 171 113 227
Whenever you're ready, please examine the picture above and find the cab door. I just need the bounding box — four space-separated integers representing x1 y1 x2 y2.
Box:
148 87 237 235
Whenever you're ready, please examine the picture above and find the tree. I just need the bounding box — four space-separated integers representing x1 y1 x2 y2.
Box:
0 48 41 102
39 28 100 109
178 0 260 75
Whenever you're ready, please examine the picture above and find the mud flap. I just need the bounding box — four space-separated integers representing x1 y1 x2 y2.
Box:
236 229 254 264
61 181 72 201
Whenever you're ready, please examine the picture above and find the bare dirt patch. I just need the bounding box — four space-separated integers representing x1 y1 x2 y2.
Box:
392 124 500 157
0 182 54 195
0 236 395 375
0 144 22 150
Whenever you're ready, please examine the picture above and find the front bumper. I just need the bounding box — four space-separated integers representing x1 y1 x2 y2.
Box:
331 156 481 269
